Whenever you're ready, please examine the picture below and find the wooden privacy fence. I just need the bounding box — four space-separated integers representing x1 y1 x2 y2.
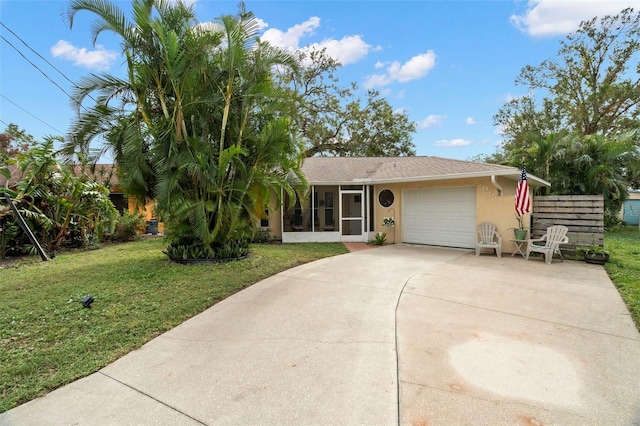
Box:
532 195 604 251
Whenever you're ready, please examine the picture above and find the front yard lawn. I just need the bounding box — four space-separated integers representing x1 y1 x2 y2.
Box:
604 226 640 329
0 239 348 413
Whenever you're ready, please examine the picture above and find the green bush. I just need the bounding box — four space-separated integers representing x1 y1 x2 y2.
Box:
252 228 275 243
0 219 22 258
109 210 146 242
164 238 250 262
372 232 387 245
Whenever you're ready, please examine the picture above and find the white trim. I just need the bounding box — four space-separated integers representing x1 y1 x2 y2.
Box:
282 231 341 243
306 170 550 188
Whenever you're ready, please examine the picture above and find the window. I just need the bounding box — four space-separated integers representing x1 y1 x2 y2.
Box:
378 189 395 207
260 210 269 228
325 191 334 228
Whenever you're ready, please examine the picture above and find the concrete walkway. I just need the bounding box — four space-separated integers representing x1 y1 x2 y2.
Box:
2 245 640 425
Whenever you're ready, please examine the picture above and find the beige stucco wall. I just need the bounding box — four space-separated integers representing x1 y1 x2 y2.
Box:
128 196 165 233
373 176 530 253
266 194 282 238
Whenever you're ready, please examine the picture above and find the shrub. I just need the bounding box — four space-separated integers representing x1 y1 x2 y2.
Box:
372 232 387 245
163 238 250 263
109 210 146 242
252 228 274 244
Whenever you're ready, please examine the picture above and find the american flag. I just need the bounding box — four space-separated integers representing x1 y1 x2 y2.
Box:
515 163 531 216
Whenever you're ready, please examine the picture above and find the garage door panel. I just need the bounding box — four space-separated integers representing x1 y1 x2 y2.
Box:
402 187 475 248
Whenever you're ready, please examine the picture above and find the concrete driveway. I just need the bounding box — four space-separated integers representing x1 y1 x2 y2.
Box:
2 245 640 425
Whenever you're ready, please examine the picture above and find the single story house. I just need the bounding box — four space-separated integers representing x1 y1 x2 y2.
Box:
264 156 550 254
2 156 551 253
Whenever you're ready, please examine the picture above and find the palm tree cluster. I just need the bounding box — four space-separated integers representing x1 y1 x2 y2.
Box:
63 0 307 260
524 131 640 226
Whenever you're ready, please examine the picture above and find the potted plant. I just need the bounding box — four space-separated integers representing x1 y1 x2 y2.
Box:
578 245 610 264
510 214 528 240
382 217 396 227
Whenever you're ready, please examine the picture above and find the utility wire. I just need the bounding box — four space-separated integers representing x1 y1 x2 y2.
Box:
1 34 76 102
1 22 77 88
0 22 97 103
1 94 64 134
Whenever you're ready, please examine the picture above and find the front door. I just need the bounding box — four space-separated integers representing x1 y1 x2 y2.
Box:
341 191 364 241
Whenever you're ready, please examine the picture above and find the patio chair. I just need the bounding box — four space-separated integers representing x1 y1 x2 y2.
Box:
526 225 569 264
476 222 502 257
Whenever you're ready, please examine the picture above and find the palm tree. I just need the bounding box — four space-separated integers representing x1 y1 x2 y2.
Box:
549 132 639 226
64 0 306 260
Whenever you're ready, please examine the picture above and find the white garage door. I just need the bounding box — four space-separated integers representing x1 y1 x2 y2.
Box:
402 187 476 248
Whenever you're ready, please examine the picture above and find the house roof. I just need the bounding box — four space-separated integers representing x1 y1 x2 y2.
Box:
0 164 119 189
301 156 550 187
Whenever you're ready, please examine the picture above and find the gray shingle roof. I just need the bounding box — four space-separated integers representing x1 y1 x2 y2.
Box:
301 156 547 185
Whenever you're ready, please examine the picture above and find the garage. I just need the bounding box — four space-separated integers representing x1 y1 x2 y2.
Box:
402 187 476 248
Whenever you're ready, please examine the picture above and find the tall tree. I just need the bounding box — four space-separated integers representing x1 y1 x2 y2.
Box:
0 124 35 159
494 7 640 157
64 0 306 260
548 131 639 225
279 48 416 157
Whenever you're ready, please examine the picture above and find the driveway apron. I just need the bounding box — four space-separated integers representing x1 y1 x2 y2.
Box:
2 245 640 425
397 250 640 425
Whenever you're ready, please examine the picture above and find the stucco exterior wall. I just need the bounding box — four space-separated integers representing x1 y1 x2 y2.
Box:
128 197 164 233
373 176 530 253
266 195 282 239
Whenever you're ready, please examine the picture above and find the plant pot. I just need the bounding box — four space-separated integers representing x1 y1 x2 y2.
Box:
584 252 609 265
513 229 528 240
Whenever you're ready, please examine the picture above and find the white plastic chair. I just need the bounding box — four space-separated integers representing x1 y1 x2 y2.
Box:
476 222 502 257
526 225 569 264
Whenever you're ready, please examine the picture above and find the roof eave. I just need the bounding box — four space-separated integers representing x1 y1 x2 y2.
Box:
308 170 551 188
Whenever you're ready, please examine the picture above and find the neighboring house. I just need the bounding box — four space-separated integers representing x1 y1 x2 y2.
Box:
264 156 549 254
622 190 640 226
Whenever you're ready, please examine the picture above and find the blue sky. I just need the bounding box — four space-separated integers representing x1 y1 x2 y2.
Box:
0 0 635 161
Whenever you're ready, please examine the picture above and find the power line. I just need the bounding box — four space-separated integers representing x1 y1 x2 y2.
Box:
1 34 76 102
1 22 77 88
1 94 64 134
0 22 97 104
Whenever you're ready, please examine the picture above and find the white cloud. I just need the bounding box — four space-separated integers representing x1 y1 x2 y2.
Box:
418 114 446 129
261 17 321 51
306 35 371 65
254 18 269 31
434 138 472 147
363 50 436 88
510 0 636 37
261 17 372 66
51 40 117 71
466 117 476 125
173 0 197 6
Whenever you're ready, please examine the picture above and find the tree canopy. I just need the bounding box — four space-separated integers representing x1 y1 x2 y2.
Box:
487 8 640 226
278 48 416 157
494 7 640 158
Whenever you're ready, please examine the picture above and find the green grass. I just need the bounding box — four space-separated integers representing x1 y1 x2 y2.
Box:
604 226 640 330
0 239 348 413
